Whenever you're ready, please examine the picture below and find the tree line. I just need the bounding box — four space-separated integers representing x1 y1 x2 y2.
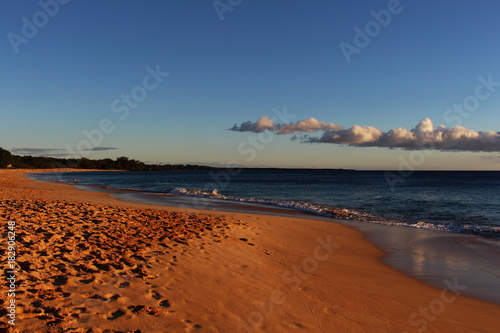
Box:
0 148 217 171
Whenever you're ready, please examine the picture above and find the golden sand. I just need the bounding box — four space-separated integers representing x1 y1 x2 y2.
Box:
1 170 499 332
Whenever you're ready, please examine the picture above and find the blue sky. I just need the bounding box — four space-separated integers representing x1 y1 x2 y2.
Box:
1 0 500 169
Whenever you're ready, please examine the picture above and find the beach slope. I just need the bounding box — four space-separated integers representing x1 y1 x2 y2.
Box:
1 170 499 332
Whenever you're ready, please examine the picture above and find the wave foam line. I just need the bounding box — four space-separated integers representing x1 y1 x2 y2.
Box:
170 188 500 238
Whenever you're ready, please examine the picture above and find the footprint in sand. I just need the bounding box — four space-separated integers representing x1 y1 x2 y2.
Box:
86 293 108 301
93 262 112 271
119 281 130 288
151 290 162 300
18 260 32 272
107 294 120 301
127 305 160 315
107 309 126 320
159 299 170 308
79 277 94 284
31 300 43 308
182 319 203 330
238 237 255 246
52 275 68 286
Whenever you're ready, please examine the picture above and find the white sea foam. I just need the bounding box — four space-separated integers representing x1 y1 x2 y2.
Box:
170 188 500 237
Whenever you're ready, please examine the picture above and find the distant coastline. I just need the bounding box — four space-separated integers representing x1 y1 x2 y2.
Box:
3 147 498 172
1 147 356 172
0 147 218 171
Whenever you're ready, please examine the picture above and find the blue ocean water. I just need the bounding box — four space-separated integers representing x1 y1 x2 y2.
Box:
31 169 500 304
32 169 500 239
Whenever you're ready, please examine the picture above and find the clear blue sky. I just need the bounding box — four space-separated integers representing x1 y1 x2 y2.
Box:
1 0 500 169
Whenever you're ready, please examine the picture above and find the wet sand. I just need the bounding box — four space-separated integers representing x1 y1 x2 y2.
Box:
1 169 500 332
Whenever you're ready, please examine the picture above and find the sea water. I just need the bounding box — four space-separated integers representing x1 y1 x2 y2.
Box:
33 169 500 238
31 169 500 304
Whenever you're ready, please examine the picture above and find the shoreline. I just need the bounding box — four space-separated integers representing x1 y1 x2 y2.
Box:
32 169 500 238
33 170 500 305
1 169 500 332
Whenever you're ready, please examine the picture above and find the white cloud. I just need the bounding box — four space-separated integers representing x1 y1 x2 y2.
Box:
11 147 118 156
230 116 275 132
230 117 500 152
276 118 343 134
310 118 500 151
230 117 343 134
311 125 382 144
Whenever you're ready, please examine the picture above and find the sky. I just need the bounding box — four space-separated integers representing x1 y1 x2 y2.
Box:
1 0 500 170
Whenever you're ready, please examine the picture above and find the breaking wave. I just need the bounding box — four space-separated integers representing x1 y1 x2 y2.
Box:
170 188 500 238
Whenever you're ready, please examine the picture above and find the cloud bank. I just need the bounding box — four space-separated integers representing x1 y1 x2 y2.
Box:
230 117 500 152
231 117 343 134
11 147 118 156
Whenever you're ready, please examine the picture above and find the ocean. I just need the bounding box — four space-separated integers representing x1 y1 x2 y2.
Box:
32 169 500 238
31 169 500 304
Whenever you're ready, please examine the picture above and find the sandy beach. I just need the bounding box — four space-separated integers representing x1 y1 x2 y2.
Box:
1 169 499 332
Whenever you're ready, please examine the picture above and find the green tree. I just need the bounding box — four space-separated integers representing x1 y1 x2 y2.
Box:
0 148 13 168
